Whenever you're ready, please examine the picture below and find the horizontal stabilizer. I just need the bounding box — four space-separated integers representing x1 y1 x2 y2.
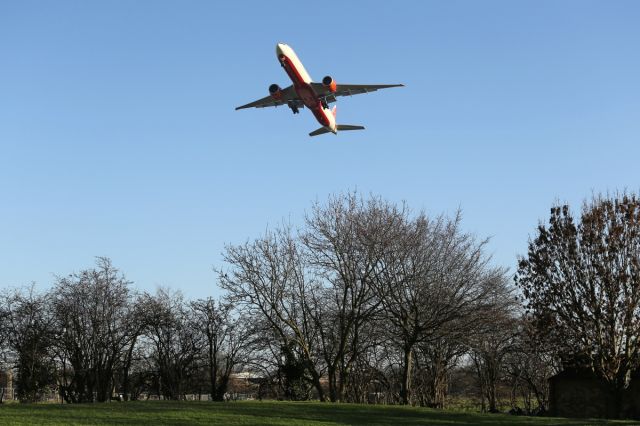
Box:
337 125 365 131
309 125 366 137
309 127 332 137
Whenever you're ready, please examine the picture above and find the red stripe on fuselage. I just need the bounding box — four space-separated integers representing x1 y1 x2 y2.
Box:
280 55 330 127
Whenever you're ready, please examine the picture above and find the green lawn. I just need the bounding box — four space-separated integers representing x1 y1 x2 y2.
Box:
0 400 635 425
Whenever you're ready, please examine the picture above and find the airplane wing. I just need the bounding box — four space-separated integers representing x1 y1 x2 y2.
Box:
235 85 299 110
310 83 404 104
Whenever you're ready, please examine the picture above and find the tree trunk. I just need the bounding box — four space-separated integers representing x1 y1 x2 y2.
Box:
122 338 137 401
96 366 113 402
428 367 447 409
209 337 219 401
478 375 486 412
401 346 413 405
310 370 325 402
337 367 348 403
608 383 624 419
487 377 498 412
328 367 338 402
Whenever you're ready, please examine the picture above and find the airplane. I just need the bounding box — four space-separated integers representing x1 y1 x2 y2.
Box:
235 43 404 137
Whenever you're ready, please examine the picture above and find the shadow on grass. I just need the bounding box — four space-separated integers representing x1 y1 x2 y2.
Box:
0 400 634 426
210 401 628 426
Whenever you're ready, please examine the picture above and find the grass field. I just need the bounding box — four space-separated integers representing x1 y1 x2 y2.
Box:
0 400 636 425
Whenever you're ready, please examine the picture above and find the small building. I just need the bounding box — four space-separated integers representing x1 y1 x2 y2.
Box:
227 372 265 400
549 368 640 419
623 370 640 419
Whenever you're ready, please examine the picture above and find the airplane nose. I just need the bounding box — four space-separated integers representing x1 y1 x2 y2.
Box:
276 43 286 56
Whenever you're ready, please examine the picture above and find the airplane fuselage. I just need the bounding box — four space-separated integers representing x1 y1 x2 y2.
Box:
276 43 337 134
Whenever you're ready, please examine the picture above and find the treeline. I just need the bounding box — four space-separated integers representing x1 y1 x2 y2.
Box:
1 192 639 416
0 264 250 404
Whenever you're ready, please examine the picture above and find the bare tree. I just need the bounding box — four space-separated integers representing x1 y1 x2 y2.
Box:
219 225 325 400
469 303 517 413
302 192 406 402
503 317 559 414
516 193 640 417
190 298 250 401
413 336 466 408
0 285 56 402
118 336 159 401
141 288 203 400
119 296 147 401
241 320 305 400
0 295 9 404
51 257 136 403
340 316 390 403
377 210 509 405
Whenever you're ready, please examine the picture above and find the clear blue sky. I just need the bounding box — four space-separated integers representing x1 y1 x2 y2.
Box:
1 1 639 299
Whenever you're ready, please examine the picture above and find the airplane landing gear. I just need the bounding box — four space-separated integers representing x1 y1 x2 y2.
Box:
320 99 329 109
288 103 300 114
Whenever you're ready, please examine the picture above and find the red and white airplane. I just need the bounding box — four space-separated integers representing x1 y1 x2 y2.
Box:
236 43 403 137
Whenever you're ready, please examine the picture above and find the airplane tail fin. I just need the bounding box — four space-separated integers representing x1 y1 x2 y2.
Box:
331 104 364 132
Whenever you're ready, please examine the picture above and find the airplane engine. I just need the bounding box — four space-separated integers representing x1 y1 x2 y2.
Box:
269 84 283 100
322 76 337 93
